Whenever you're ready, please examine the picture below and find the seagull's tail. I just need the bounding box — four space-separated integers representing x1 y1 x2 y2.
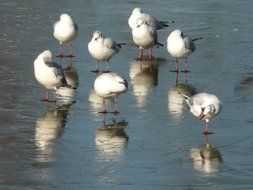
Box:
192 37 203 42
178 91 192 108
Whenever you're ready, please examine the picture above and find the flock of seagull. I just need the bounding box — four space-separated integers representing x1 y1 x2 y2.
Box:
33 7 222 135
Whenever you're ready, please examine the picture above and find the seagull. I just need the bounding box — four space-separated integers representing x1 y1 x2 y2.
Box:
88 30 123 73
178 92 222 135
94 72 128 114
167 29 202 72
34 50 71 102
132 18 163 60
128 7 169 30
53 13 78 58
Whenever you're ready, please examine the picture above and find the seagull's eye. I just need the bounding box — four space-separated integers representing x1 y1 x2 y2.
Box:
181 32 184 37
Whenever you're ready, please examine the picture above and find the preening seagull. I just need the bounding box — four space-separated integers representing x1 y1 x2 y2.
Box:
34 50 71 102
179 92 222 135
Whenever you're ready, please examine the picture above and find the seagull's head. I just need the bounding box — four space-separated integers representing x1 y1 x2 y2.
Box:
132 7 142 15
199 105 214 120
41 50 53 65
171 29 184 38
60 13 73 23
93 30 102 41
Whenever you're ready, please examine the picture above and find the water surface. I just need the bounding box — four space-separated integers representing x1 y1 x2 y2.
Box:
1 0 253 189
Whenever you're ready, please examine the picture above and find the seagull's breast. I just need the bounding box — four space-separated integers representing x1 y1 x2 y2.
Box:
54 22 77 43
132 26 154 49
167 37 186 58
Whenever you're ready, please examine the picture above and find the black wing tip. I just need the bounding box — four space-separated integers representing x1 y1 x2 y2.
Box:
192 37 203 41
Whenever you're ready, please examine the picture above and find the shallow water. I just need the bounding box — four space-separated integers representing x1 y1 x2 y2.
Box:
1 0 253 189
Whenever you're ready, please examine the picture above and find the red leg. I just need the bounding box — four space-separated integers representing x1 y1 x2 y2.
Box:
111 97 120 115
148 47 153 60
66 43 75 57
98 99 109 114
175 72 179 85
202 120 214 135
91 60 101 74
135 48 144 61
170 58 179 73
102 60 111 73
181 57 190 73
40 89 57 103
57 43 64 58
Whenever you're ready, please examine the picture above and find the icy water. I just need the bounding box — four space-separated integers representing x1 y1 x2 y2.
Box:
1 0 253 189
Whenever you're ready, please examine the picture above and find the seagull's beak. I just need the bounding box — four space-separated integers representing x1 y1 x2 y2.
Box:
199 107 205 120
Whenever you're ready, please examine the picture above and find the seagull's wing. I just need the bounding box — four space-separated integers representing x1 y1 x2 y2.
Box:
50 62 68 87
184 36 195 53
150 27 163 47
104 37 120 52
178 91 193 108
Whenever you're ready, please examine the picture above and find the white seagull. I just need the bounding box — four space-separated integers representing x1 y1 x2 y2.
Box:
53 13 78 57
94 72 128 114
34 50 70 102
128 7 169 30
179 92 222 135
132 18 163 60
167 29 201 72
88 30 123 73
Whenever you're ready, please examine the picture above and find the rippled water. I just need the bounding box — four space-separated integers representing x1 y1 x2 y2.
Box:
1 0 253 189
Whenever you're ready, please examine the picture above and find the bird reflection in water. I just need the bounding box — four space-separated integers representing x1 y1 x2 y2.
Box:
129 60 158 107
95 116 129 162
190 136 223 174
168 77 197 121
35 101 75 159
63 63 79 88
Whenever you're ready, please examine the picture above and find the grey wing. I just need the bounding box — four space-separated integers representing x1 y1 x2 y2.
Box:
50 62 68 86
104 37 120 52
184 36 195 53
151 28 163 47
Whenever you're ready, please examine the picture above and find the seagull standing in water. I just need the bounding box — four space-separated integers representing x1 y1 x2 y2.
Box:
88 30 123 73
167 29 201 72
34 50 70 102
132 18 163 60
53 13 78 58
179 92 222 135
128 7 169 30
94 72 128 114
